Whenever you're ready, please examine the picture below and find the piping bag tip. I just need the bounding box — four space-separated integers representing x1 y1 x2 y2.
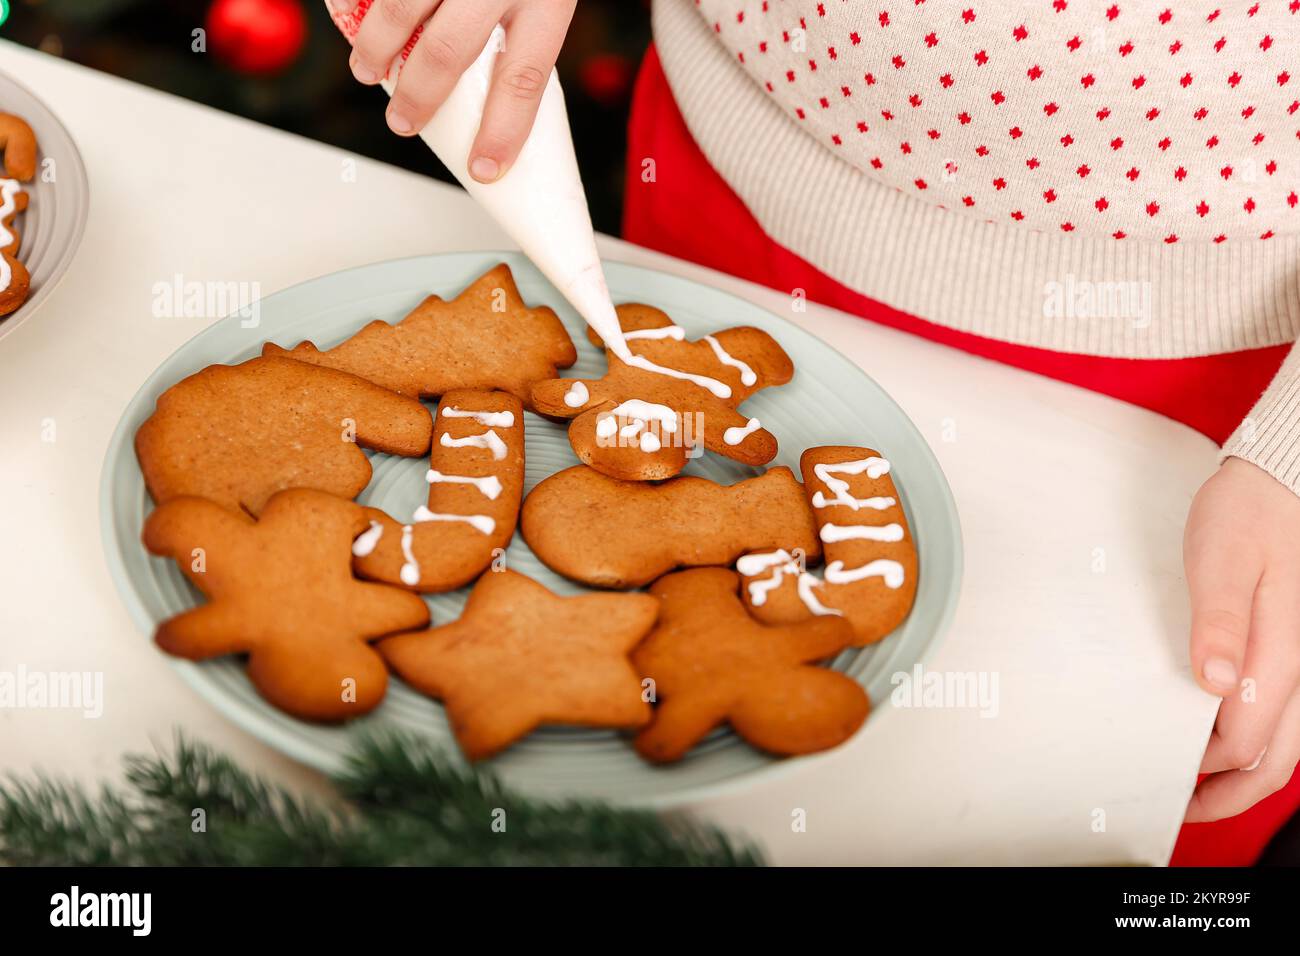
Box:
324 1 630 359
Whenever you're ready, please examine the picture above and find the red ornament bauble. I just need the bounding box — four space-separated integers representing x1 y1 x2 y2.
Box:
206 0 308 75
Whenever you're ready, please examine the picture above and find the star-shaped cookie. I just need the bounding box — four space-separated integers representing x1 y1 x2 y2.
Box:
379 569 658 760
633 568 867 762
263 263 577 409
144 488 431 721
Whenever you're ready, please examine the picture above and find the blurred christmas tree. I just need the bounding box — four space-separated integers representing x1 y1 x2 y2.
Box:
1 0 649 231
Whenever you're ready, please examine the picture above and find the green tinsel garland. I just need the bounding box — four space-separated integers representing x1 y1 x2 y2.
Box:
0 735 762 866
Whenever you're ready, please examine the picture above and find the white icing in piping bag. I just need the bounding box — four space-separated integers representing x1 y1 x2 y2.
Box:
325 2 632 361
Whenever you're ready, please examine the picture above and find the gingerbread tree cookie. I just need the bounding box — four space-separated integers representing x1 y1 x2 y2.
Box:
263 263 577 409
521 464 821 588
633 568 867 762
379 569 657 760
143 488 430 721
737 446 919 646
531 304 794 481
135 355 432 516
352 389 525 592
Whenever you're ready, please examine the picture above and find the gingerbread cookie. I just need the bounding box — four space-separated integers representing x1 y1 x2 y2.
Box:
379 569 657 760
521 464 820 588
135 355 432 516
144 488 430 721
264 263 577 409
738 446 918 645
532 304 793 481
0 113 37 317
351 389 524 592
633 568 867 762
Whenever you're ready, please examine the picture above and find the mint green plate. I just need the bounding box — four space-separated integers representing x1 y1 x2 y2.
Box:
100 252 962 806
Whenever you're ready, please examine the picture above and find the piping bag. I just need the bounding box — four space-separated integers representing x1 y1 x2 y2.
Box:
325 1 633 362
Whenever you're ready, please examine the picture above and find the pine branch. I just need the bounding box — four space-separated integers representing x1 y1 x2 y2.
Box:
0 733 762 866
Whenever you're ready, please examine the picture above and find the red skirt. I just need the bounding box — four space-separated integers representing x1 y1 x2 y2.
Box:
623 44 1298 866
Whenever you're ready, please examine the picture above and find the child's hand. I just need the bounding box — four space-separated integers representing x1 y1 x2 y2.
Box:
333 0 577 182
1183 456 1300 821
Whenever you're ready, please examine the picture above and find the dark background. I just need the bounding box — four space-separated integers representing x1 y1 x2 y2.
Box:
0 0 651 233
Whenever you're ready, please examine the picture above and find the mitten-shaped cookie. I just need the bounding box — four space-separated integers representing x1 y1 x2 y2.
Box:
264 263 577 409
531 304 793 481
136 355 432 515
352 390 524 592
633 568 867 762
379 569 657 760
521 464 820 588
144 488 430 721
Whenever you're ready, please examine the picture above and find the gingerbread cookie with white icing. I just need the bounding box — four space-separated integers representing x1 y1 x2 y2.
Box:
521 464 820 589
263 263 577 410
351 390 525 592
135 355 433 516
531 304 793 481
738 446 919 646
0 113 38 317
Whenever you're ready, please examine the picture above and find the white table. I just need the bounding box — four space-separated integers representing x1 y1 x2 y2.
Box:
0 41 1221 865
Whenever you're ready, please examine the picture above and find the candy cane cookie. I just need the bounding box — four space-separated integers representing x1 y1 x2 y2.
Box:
738 446 919 646
352 390 525 592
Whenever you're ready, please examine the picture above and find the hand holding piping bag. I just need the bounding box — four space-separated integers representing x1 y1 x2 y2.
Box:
325 0 632 361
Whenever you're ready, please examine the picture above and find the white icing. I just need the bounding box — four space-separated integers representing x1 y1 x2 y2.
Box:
812 458 892 510
609 400 678 432
595 400 678 453
426 469 503 500
351 520 384 557
736 549 843 617
440 429 508 460
703 334 757 386
824 559 906 589
399 525 419 586
723 417 762 446
442 406 515 428
0 179 22 293
413 505 495 535
821 522 905 544
624 354 731 399
563 381 589 408
796 572 842 616
623 325 686 341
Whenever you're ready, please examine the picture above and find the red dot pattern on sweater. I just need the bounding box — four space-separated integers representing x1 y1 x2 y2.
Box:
698 0 1300 241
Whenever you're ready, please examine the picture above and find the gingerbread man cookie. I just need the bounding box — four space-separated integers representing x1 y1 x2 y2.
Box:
738 446 919 646
0 113 38 317
531 304 793 481
263 263 577 410
521 464 821 588
143 488 430 721
351 389 524 592
379 569 657 760
633 568 867 762
135 355 432 516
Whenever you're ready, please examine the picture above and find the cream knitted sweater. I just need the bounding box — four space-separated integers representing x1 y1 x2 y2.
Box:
653 0 1300 490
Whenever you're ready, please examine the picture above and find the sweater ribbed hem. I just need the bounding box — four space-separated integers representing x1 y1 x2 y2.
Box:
653 0 1300 361
1222 349 1300 494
